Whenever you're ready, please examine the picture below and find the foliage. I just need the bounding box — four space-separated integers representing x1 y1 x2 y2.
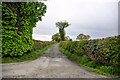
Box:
99 66 120 75
2 47 48 63
0 3 1 58
82 36 120 67
65 36 71 41
56 21 70 41
69 39 72 41
52 33 71 42
2 40 54 63
59 37 120 76
2 2 46 57
32 40 52 51
52 33 61 42
59 35 120 67
76 33 90 40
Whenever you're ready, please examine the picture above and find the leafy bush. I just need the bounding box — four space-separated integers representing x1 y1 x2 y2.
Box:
59 36 120 76
83 36 120 67
32 40 53 51
2 2 46 57
59 35 120 67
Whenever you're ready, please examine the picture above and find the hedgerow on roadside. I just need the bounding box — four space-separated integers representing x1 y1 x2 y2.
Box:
2 40 55 63
59 35 120 76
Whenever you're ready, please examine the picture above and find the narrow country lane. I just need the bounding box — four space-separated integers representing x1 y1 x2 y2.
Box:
2 44 110 78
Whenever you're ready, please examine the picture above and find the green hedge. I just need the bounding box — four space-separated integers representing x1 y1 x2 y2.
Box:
32 40 55 51
2 40 54 63
59 47 120 76
59 35 120 67
2 2 46 57
59 35 120 76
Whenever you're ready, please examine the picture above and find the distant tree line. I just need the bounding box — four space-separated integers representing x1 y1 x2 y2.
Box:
52 20 90 41
52 33 72 42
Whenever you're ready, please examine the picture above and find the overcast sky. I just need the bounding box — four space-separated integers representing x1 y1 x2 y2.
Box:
32 0 119 41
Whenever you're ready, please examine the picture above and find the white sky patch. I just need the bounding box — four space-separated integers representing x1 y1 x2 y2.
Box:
32 34 52 41
32 0 119 41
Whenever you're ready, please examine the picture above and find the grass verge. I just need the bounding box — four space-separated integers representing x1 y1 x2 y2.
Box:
59 47 120 78
2 46 50 63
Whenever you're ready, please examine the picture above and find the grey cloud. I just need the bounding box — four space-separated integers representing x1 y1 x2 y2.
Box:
33 0 119 41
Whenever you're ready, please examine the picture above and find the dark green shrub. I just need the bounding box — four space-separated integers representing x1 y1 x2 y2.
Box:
75 40 85 56
32 40 51 51
59 35 120 67
59 36 120 76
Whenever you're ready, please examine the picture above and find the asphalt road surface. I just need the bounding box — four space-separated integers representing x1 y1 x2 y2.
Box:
2 44 109 78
